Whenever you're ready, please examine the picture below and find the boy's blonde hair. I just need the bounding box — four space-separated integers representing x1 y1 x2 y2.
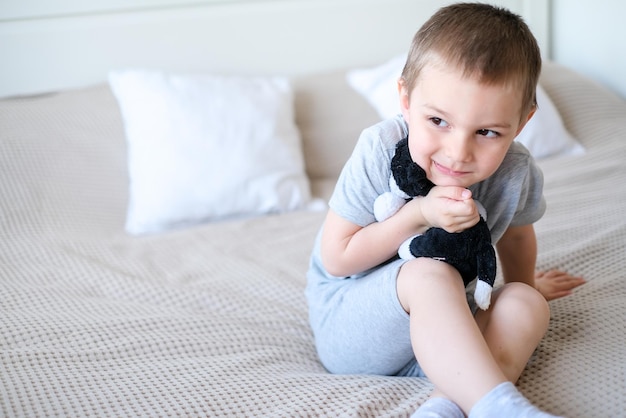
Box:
401 2 541 118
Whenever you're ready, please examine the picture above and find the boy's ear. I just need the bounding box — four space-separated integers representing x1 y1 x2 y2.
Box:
397 78 411 121
516 106 537 136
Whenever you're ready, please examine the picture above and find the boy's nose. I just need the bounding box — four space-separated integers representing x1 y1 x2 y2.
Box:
445 132 473 162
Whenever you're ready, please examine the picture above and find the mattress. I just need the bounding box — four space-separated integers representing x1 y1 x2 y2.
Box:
1 63 625 417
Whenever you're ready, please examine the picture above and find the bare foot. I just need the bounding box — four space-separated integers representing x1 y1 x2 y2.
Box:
535 270 585 301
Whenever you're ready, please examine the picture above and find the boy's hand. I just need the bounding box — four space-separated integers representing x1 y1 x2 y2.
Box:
535 270 586 300
415 186 480 233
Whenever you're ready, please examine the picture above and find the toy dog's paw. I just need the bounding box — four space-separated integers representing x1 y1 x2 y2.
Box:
374 192 405 222
398 236 417 260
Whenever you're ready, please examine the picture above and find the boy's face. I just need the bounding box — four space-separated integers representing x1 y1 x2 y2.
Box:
398 62 535 188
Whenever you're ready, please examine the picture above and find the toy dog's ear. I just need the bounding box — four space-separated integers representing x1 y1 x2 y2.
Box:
390 138 413 192
391 138 435 197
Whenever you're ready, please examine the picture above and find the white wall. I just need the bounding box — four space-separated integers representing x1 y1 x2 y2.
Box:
0 0 543 97
11 0 626 99
552 0 626 99
3 0 626 99
0 0 436 97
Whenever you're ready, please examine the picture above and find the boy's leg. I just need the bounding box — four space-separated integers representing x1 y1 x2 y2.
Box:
429 281 551 399
473 282 550 383
397 258 506 411
468 283 558 418
398 258 554 416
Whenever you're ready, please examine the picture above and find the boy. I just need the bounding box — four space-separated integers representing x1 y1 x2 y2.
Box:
306 3 568 417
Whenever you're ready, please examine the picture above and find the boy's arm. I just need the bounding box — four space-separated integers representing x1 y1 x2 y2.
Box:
320 206 424 278
498 224 586 299
496 224 537 286
321 186 479 278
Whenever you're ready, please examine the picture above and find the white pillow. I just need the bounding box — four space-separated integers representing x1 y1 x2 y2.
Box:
347 55 585 159
109 70 311 235
519 85 585 158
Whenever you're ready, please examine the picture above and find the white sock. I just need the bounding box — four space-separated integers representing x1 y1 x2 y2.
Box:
469 382 563 418
411 397 464 418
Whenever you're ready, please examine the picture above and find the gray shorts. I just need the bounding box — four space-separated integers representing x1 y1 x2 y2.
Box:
306 258 478 378
306 258 422 377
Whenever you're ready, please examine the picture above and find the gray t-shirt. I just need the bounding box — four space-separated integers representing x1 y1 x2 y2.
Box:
309 115 546 281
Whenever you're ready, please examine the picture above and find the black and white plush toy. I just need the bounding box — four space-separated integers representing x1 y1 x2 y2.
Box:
374 137 496 310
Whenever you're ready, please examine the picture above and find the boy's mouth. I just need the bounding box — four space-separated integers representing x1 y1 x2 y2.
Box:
433 161 469 178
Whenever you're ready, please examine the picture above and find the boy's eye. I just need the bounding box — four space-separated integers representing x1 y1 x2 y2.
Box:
477 129 499 138
430 117 449 127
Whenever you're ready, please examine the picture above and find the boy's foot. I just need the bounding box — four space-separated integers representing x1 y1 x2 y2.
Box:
469 382 564 418
411 397 464 418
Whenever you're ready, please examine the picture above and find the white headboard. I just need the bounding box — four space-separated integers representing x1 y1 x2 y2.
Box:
0 0 550 98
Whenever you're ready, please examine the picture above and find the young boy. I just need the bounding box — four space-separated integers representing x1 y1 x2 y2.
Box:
306 3 568 417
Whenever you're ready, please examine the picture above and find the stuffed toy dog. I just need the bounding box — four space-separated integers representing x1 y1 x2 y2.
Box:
374 137 496 310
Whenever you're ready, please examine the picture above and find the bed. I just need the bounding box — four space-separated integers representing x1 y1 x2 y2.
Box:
1 1 625 417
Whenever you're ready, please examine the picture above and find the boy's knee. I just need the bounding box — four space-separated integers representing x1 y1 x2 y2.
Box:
498 282 550 330
397 258 465 313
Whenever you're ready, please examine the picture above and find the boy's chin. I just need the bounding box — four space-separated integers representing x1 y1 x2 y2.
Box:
430 177 474 189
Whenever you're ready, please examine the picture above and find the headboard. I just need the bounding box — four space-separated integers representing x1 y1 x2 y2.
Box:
0 0 550 98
